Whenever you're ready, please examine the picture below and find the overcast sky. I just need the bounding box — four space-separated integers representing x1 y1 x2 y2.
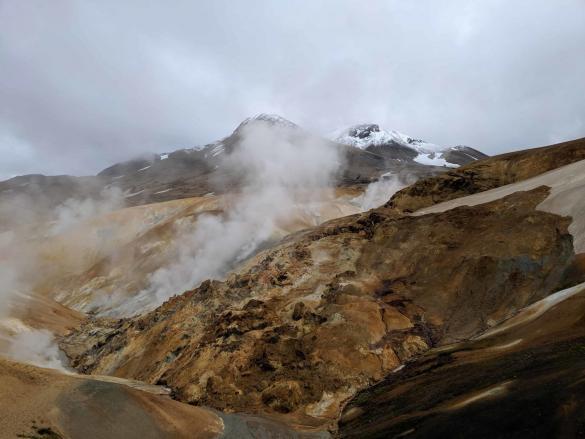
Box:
1 1 584 179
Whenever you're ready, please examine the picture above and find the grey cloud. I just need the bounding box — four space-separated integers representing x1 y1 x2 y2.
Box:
0 0 584 179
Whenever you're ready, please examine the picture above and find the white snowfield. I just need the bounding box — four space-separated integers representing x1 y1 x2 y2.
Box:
414 159 585 253
330 124 442 152
413 152 458 168
239 113 299 130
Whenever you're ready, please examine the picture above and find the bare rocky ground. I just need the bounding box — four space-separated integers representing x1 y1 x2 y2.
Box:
60 138 585 436
59 185 580 430
1 134 584 438
0 358 326 439
338 281 585 438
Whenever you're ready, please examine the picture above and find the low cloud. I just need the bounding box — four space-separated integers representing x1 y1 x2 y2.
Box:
1 1 584 178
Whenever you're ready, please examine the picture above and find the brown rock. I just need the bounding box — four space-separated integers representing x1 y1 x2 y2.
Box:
387 137 585 213
292 302 306 320
60 186 578 429
261 381 303 413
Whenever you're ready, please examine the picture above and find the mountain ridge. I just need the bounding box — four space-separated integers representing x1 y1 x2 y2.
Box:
0 114 487 229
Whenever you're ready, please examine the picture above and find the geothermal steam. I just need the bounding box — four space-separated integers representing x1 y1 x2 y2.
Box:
49 186 124 235
356 173 406 211
0 187 124 369
126 123 341 313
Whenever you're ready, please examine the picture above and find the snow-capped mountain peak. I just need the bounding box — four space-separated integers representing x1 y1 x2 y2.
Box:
237 113 299 131
330 123 443 154
330 123 467 168
200 114 300 160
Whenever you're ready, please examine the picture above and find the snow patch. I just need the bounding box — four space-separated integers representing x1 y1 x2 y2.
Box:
477 281 585 340
414 153 458 168
330 123 444 154
125 190 144 198
210 142 225 157
239 113 299 130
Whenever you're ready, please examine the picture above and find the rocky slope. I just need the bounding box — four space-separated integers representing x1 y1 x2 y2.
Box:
337 141 585 438
387 136 585 213
3 130 584 437
338 281 585 438
60 184 580 429
0 187 364 324
51 136 585 436
46 189 363 317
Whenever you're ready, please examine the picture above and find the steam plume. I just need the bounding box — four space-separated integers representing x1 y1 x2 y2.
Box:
124 123 341 313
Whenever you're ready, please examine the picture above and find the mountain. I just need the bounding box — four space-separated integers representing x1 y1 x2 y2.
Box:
387 136 585 212
0 115 488 228
338 138 585 438
330 123 487 167
6 115 585 437
101 115 475 206
59 137 585 433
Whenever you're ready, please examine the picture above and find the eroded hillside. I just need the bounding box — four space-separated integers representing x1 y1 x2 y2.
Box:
2 136 585 437
61 186 582 429
338 281 585 438
387 137 585 212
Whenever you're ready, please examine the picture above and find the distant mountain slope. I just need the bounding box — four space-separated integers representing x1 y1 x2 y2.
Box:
330 123 486 167
0 174 106 231
387 136 585 213
0 115 488 227
100 115 466 206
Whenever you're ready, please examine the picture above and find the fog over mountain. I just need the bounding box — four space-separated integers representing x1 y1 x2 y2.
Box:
1 0 584 179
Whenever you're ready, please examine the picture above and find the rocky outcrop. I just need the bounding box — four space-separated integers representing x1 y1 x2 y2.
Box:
387 137 585 213
440 145 487 167
338 282 585 438
60 186 578 428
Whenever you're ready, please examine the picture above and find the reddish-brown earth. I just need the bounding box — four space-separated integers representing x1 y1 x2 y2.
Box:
3 136 585 437
60 185 580 429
